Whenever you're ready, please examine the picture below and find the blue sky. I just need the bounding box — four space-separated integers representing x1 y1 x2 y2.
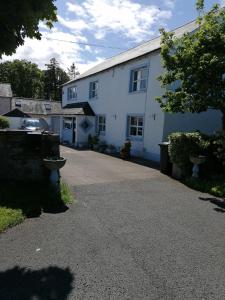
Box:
2 0 224 73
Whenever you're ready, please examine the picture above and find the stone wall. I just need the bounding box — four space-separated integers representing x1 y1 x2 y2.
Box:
0 130 60 182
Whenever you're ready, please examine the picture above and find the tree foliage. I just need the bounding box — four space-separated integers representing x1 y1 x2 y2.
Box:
0 60 44 98
0 116 9 129
0 0 57 57
0 58 70 101
156 1 225 128
43 58 70 101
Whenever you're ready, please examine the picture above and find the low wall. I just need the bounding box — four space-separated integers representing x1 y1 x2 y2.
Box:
0 130 60 182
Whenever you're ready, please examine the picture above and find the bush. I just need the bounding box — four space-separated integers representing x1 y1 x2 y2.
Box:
168 132 209 175
213 131 225 166
120 140 132 159
0 116 9 129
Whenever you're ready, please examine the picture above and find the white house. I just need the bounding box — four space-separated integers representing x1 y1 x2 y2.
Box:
61 20 222 162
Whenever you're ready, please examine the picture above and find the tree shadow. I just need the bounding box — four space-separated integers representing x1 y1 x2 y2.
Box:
0 182 69 218
0 266 74 300
199 197 225 213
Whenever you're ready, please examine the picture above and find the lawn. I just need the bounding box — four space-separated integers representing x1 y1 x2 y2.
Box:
0 181 73 233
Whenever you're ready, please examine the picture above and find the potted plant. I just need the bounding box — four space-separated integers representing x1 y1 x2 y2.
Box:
98 141 107 153
120 140 131 159
92 135 100 151
106 144 116 154
88 134 93 149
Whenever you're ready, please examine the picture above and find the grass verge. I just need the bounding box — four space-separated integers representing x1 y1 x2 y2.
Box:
183 177 225 198
0 181 73 233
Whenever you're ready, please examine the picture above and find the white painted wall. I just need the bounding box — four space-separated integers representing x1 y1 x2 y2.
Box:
6 117 24 129
62 50 222 162
62 52 165 159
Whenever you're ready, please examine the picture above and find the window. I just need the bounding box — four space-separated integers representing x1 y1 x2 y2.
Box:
44 103 51 111
15 101 21 108
89 81 98 99
63 118 72 130
68 86 77 101
129 67 148 92
97 115 106 134
127 116 144 138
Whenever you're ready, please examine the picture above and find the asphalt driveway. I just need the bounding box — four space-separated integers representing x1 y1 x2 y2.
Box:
0 146 224 299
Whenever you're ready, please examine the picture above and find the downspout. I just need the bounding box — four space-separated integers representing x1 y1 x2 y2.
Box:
143 58 151 157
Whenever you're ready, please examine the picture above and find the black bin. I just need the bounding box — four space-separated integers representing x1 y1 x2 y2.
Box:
158 142 172 175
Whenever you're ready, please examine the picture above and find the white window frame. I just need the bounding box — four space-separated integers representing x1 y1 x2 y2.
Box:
97 115 106 135
68 86 77 101
89 81 98 99
130 66 148 92
127 116 144 138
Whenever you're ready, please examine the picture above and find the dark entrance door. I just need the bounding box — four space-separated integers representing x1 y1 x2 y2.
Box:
72 117 76 144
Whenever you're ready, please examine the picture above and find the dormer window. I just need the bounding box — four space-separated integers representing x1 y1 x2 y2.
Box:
45 103 51 111
68 86 77 101
15 101 21 108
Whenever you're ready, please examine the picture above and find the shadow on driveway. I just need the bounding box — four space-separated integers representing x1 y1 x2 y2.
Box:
0 182 69 218
199 197 225 213
0 266 74 300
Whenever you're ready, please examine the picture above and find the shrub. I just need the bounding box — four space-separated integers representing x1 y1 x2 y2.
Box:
168 132 209 175
120 140 132 159
0 116 9 129
213 131 225 166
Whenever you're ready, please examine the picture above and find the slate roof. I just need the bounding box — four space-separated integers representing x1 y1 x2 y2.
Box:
4 108 31 118
0 83 12 97
61 102 95 116
63 20 198 86
11 98 62 116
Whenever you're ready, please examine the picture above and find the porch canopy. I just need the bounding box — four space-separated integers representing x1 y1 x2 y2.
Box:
50 102 95 116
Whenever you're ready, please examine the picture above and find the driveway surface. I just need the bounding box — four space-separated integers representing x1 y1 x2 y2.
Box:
0 146 225 299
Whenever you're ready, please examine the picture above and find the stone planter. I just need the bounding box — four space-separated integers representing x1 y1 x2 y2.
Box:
172 163 183 180
43 157 66 185
190 155 206 178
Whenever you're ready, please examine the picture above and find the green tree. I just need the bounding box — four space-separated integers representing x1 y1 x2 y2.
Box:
0 60 44 98
156 1 225 129
0 0 57 57
0 116 9 129
43 58 70 101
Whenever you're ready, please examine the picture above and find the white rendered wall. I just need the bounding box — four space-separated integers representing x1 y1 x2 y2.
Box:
6 117 24 129
62 50 222 162
62 51 165 159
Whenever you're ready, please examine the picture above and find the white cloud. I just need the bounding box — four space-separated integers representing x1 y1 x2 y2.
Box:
57 15 90 32
163 0 176 9
1 29 100 74
1 0 174 75
66 2 88 17
64 0 173 42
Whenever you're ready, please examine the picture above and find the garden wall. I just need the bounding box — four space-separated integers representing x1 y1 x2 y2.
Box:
0 130 60 182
